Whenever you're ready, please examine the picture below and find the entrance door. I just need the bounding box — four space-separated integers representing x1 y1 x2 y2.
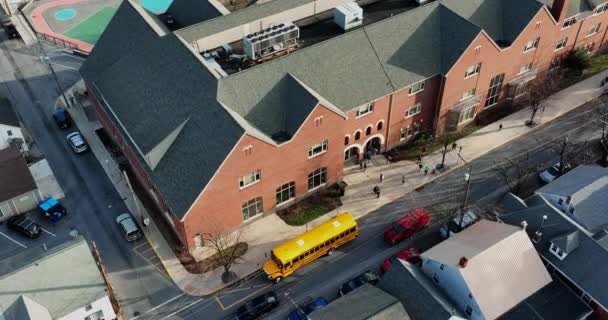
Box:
344 146 360 161
364 137 382 154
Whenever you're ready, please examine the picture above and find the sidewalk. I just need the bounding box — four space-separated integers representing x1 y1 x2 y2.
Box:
68 70 607 297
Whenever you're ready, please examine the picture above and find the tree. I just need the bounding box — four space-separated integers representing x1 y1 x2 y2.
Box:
202 226 244 283
563 48 591 75
494 153 539 196
437 134 457 170
542 136 587 177
523 76 561 126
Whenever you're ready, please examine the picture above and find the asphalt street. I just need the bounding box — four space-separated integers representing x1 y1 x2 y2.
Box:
0 35 183 317
0 32 604 320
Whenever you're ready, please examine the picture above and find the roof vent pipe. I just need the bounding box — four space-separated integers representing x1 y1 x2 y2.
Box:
521 221 528 230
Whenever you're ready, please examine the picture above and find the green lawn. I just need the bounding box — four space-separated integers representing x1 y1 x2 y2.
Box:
584 53 608 77
64 7 117 45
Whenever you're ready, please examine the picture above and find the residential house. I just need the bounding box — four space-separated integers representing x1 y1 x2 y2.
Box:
499 185 608 317
0 237 117 320
420 220 552 319
309 283 410 320
0 146 41 221
0 97 28 153
80 0 608 251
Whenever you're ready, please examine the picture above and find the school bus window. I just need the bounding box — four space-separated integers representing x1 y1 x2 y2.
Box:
285 262 291 268
350 227 356 232
325 241 330 246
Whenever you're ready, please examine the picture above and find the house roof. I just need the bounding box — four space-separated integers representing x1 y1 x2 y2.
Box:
500 278 592 320
378 260 460 320
0 97 19 127
551 230 581 254
440 0 544 46
3 295 53 320
0 146 36 201
536 165 608 233
423 220 552 320
164 0 223 27
0 238 108 319
499 194 608 309
309 283 410 320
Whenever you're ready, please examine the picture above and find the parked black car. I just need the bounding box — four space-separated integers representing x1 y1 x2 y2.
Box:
339 270 380 296
1 19 19 39
236 291 279 320
7 215 41 239
53 108 72 129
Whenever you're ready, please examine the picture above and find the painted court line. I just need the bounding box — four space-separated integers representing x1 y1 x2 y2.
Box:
0 231 27 248
41 228 56 237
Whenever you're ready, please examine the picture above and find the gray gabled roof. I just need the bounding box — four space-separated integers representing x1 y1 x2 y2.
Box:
164 0 223 28
0 238 107 319
0 97 19 127
551 230 581 254
568 0 594 16
499 195 608 309
441 0 544 46
175 0 316 42
81 1 244 219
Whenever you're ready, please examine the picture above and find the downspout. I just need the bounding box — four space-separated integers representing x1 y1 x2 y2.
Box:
573 18 584 50
432 76 447 134
599 20 608 48
385 93 394 151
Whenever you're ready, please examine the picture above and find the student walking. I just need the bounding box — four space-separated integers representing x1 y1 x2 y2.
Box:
424 166 430 175
373 185 381 198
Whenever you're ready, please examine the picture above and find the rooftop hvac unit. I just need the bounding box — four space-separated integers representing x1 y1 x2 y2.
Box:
334 2 363 31
242 22 300 60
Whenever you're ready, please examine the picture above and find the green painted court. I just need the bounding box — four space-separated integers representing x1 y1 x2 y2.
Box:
63 6 117 45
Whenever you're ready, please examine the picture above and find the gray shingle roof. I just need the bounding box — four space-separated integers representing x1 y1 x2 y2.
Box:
0 97 19 127
309 283 410 320
378 260 459 319
175 0 316 42
551 230 581 254
441 0 544 46
81 2 244 219
0 146 37 201
0 238 107 319
165 0 222 28
499 195 608 309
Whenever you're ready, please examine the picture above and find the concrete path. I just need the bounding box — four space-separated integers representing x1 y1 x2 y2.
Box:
69 70 608 296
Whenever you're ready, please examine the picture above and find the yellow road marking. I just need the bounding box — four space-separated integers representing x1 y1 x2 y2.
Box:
132 242 148 250
215 296 225 310
136 246 155 254
217 284 271 295
132 242 170 280
146 238 173 278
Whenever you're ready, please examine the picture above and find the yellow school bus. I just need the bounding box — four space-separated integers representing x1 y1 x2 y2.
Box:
263 212 358 282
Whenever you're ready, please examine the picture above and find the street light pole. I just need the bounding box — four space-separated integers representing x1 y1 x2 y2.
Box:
37 40 70 109
458 166 472 229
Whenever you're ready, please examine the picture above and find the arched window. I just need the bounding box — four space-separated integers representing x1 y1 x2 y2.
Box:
344 136 350 145
366 126 372 136
355 131 361 141
377 121 384 131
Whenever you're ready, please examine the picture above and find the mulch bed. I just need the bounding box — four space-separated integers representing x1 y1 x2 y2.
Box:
276 182 346 226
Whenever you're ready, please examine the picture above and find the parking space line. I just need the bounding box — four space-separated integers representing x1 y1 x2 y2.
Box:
132 242 170 280
41 228 56 237
0 231 27 248
132 242 148 250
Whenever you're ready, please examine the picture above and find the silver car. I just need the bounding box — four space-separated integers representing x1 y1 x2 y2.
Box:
116 213 142 242
539 162 570 184
66 132 88 153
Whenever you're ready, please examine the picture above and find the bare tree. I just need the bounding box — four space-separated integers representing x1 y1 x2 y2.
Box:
437 134 457 170
494 153 539 196
541 136 587 177
202 226 244 283
523 76 561 126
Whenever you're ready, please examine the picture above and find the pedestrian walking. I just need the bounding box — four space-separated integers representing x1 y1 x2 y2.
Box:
380 173 384 182
458 146 463 154
402 175 406 184
373 185 380 198
418 163 424 171
451 142 457 151
424 166 430 175
498 123 503 131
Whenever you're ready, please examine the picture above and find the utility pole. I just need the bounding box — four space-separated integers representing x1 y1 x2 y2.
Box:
458 166 472 229
37 40 70 109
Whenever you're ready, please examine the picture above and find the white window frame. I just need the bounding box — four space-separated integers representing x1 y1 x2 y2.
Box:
588 23 601 37
563 17 576 29
276 181 295 205
405 103 422 118
458 105 477 124
594 3 608 14
242 197 263 220
549 243 567 260
408 81 425 95
485 73 505 108
239 170 261 189
555 37 568 51
583 42 596 53
523 37 540 52
355 103 374 118
474 45 481 54
464 63 481 78
308 168 327 191
308 139 328 158
519 63 533 75
460 88 476 101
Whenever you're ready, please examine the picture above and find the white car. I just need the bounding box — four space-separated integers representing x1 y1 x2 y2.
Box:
539 162 570 184
66 132 88 153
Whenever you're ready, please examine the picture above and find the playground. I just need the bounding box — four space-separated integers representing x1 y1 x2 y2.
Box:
24 0 173 52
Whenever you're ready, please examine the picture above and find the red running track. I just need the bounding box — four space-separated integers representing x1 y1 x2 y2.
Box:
30 0 93 52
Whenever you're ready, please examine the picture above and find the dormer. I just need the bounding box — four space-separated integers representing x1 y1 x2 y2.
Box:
549 230 580 260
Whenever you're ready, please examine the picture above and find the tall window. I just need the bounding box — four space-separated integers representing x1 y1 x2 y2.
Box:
344 136 349 145
464 63 481 78
588 23 601 36
485 73 504 108
308 168 327 190
377 121 383 131
355 103 374 117
555 37 568 50
276 182 295 205
354 131 361 140
563 17 576 28
406 103 422 118
409 81 425 95
365 126 372 136
242 197 263 220
308 140 328 158
523 37 539 52
239 170 261 188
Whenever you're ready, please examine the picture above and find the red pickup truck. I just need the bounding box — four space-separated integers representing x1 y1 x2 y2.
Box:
383 208 430 245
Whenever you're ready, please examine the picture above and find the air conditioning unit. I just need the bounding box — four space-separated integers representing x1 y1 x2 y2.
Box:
334 3 363 31
242 22 300 60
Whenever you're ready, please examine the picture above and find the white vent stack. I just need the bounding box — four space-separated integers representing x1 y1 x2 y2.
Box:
415 0 430 4
242 22 300 60
334 2 363 31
